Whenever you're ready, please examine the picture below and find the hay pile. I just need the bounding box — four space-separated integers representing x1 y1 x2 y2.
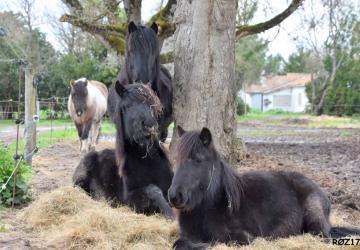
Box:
20 186 357 250
20 186 177 249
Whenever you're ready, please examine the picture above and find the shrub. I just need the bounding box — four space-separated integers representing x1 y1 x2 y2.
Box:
236 97 250 115
0 145 31 207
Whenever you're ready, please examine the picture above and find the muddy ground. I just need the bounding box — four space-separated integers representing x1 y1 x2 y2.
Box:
0 120 360 249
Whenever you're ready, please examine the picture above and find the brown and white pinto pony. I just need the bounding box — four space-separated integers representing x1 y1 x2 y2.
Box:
68 78 108 152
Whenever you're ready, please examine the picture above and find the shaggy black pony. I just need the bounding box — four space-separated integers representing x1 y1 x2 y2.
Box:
168 126 360 249
73 83 173 218
108 21 172 141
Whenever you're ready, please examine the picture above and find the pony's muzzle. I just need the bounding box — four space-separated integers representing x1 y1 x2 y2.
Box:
168 186 186 209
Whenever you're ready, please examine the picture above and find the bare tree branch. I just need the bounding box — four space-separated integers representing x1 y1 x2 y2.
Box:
236 0 304 39
148 0 177 41
60 14 126 54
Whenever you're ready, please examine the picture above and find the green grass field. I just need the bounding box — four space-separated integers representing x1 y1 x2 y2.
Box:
237 110 304 122
0 119 73 130
2 119 116 159
238 110 360 128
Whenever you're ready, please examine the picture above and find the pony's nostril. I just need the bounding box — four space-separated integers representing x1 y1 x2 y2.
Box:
168 187 177 203
176 190 184 203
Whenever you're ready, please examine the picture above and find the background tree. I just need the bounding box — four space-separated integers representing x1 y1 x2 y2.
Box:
264 54 284 75
294 0 357 115
235 35 267 92
321 20 360 116
284 47 311 73
0 11 26 111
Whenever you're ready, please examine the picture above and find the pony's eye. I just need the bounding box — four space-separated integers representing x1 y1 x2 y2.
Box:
194 158 202 164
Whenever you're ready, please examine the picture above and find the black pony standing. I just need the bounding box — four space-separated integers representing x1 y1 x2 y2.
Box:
108 21 172 142
169 126 360 249
73 83 173 218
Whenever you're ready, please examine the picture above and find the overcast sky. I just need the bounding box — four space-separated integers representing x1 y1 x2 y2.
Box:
1 0 358 59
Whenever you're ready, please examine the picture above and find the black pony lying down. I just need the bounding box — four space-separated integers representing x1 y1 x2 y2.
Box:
73 83 173 218
168 126 360 249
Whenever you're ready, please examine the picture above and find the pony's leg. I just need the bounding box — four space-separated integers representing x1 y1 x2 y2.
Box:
143 184 173 219
75 123 83 151
92 121 101 146
302 194 331 238
81 122 92 153
88 123 95 151
173 238 209 250
126 185 173 219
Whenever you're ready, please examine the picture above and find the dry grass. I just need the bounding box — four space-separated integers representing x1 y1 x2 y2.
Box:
20 186 359 250
20 186 177 249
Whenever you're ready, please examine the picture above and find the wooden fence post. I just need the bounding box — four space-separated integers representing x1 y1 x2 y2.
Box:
24 66 36 165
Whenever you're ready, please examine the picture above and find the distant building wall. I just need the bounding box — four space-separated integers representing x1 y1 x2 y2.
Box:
243 86 309 112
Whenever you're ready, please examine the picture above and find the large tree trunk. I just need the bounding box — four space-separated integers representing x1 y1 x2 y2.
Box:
172 0 239 160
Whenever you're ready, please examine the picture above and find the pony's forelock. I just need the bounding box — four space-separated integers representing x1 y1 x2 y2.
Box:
175 130 218 163
126 26 159 54
75 77 87 83
123 83 163 118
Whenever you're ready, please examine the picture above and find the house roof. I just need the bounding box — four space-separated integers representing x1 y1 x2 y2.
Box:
245 73 312 94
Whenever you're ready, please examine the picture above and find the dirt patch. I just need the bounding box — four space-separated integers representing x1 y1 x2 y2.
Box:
284 118 310 124
29 140 113 198
236 153 360 225
238 122 360 223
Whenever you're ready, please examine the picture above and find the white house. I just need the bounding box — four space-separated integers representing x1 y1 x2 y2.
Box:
239 73 312 113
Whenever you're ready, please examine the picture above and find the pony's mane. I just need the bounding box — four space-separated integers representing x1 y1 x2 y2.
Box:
75 77 87 83
126 26 159 55
220 160 244 214
123 83 163 117
175 130 218 163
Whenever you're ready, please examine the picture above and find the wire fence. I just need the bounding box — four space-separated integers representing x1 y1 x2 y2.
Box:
0 98 69 120
0 97 74 207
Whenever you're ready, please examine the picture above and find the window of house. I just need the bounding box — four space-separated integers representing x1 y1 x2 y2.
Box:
273 95 291 107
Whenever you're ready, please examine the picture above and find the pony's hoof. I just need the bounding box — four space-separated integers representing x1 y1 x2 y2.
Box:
173 239 207 250
144 184 163 199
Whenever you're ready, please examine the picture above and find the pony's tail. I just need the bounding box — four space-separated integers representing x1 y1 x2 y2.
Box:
330 226 360 238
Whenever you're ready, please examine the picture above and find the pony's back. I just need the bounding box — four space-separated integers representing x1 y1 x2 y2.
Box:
89 80 108 98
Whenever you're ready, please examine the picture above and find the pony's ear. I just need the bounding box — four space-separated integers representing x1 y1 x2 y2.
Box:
150 22 158 34
84 79 88 86
177 125 186 137
199 127 212 146
128 21 137 33
115 80 126 97
70 80 75 88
